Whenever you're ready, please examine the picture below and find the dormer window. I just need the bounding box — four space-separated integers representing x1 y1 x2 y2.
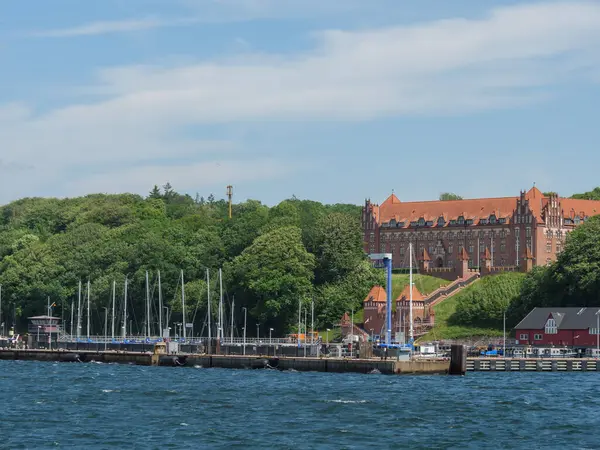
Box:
389 219 396 227
499 218 506 224
457 216 464 225
545 318 557 334
450 220 457 226
426 221 433 226
480 218 488 225
575 217 581 224
410 221 418 227
418 218 425 226
397 221 405 228
437 217 445 227
490 214 497 224
465 219 473 225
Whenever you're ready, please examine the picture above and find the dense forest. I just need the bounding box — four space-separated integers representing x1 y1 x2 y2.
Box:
0 184 382 336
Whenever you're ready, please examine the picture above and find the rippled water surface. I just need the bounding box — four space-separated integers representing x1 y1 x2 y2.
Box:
1 360 599 449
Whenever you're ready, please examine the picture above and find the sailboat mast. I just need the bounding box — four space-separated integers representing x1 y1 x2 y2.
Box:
207 269 211 341
111 280 116 339
230 295 234 342
70 300 74 337
219 268 223 340
181 270 186 339
409 243 414 341
86 279 91 338
145 271 150 338
158 270 163 338
77 280 82 338
122 277 128 338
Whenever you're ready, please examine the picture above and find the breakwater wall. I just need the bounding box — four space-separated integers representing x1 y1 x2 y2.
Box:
0 349 449 374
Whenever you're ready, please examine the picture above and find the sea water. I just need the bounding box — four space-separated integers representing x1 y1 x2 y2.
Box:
0 360 597 449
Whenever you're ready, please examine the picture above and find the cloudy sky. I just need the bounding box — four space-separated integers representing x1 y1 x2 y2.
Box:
1 0 599 205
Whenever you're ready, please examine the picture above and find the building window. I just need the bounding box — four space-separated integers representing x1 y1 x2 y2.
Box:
519 334 528 340
380 244 386 252
500 243 506 252
526 227 531 237
490 215 497 224
556 242 562 253
458 245 463 254
369 245 375 253
400 247 405 256
590 328 600 335
428 245 434 254
468 245 474 253
448 245 453 254
534 334 543 341
479 242 485 252
468 259 473 267
514 228 520 237
545 318 557 334
370 233 375 242
546 241 552 253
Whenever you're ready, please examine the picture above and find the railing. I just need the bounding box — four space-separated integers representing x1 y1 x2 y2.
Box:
57 334 318 346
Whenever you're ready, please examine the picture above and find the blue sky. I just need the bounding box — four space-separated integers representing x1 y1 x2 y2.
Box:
1 0 600 206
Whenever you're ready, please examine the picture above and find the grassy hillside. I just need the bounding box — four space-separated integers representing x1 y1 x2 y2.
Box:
419 272 526 341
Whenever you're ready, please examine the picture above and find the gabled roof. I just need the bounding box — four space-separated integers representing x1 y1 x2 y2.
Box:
375 194 518 226
363 285 387 303
459 247 470 261
514 307 600 330
396 284 425 302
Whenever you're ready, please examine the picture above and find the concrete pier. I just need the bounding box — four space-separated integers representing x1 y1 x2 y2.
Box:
0 349 449 374
467 357 600 372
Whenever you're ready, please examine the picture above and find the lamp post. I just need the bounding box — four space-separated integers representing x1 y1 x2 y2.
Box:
326 328 330 345
242 307 247 356
37 325 41 349
269 328 273 344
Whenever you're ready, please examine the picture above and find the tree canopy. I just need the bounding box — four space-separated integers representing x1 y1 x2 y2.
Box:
439 192 463 201
0 185 377 335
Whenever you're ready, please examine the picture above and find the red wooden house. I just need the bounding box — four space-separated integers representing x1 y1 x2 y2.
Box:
514 307 600 347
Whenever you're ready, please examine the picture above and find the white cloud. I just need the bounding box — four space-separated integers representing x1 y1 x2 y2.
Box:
30 16 202 38
2 1 600 203
62 159 289 195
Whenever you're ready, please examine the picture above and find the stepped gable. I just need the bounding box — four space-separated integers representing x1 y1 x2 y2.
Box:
363 285 387 303
376 193 519 226
396 284 425 302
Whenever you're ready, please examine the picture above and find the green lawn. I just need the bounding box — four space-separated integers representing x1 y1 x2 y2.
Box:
417 280 504 342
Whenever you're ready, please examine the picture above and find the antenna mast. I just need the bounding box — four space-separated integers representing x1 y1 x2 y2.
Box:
226 185 233 219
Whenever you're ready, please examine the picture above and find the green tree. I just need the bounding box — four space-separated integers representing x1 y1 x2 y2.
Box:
439 192 463 201
312 212 365 284
230 226 316 332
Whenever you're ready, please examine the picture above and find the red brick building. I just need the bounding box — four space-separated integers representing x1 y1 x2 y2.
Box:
362 285 434 340
363 187 600 277
514 307 600 347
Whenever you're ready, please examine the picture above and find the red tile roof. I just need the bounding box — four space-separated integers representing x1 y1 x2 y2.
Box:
375 193 518 226
396 284 425 302
363 285 387 303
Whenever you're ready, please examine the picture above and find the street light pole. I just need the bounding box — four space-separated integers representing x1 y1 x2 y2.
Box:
242 307 247 356
269 328 273 344
326 328 330 345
